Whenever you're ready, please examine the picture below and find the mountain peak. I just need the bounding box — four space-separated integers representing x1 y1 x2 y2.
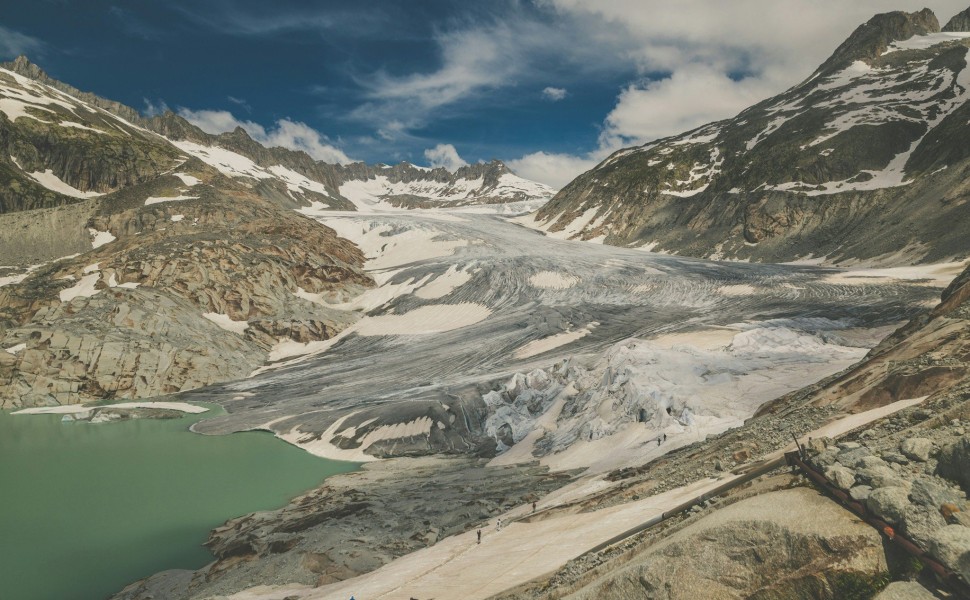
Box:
4 55 47 80
943 6 970 31
816 8 940 74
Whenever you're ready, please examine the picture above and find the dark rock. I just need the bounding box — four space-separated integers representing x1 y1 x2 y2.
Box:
937 438 970 493
942 7 970 32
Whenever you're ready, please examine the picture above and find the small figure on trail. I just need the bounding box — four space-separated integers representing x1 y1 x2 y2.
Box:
496 518 503 531
657 436 662 446
663 433 667 442
477 529 482 544
532 501 537 513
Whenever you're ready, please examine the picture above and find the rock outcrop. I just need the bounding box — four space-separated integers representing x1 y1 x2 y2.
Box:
944 7 970 32
0 60 374 408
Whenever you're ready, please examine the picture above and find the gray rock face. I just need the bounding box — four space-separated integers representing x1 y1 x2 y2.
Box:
943 7 970 32
826 465 857 490
849 485 873 502
900 438 934 462
873 581 938 600
903 504 948 548
856 465 908 490
819 9 940 74
866 487 912 525
909 476 964 510
929 524 970 582
937 438 970 494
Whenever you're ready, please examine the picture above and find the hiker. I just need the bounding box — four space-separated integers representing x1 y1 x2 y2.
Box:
532 501 537 513
663 433 667 442
496 518 503 531
657 436 662 446
477 529 482 544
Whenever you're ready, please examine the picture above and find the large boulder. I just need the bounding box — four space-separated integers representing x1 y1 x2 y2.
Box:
867 487 912 525
929 525 970 582
873 581 938 599
909 477 965 511
825 465 857 490
903 504 948 548
900 438 934 463
937 438 970 494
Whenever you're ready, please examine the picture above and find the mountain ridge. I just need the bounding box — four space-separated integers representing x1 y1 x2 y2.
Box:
531 6 970 266
1 55 555 212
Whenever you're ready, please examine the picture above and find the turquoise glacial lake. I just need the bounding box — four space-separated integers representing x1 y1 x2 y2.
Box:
0 407 358 600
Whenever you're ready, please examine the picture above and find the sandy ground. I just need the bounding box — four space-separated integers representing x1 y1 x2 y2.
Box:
14 401 209 415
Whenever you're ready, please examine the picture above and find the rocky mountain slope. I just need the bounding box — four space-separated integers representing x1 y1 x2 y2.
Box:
0 60 372 408
533 8 970 265
0 57 552 409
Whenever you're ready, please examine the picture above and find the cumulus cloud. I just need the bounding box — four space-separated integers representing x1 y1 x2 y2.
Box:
0 25 44 59
542 86 568 101
599 66 784 148
424 144 468 171
178 108 353 164
507 150 603 189
142 98 170 118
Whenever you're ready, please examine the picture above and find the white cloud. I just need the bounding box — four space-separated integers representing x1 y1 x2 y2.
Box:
178 108 353 164
542 86 568 101
599 66 784 148
0 25 44 59
424 144 468 171
142 98 170 118
507 150 603 189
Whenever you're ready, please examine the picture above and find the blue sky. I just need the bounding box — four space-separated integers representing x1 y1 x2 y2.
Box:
3 1 968 186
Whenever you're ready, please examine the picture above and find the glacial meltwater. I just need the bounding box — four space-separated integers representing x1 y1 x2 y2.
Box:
0 407 359 600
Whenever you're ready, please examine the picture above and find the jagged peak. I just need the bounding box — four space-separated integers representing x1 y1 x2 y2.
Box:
2 55 48 80
943 6 970 31
816 8 940 75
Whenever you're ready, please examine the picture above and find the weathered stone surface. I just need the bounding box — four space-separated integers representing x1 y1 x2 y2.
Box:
937 438 970 494
856 465 908 490
909 476 964 510
825 465 857 490
900 438 934 462
849 485 873 502
867 487 912 525
929 524 970 582
943 7 970 32
873 581 938 600
903 504 948 548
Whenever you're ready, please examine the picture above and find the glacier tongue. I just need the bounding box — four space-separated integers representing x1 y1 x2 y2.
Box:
487 326 866 473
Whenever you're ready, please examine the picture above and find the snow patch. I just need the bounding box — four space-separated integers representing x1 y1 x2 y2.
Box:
202 312 249 334
25 169 102 199
88 228 116 249
145 195 199 206
58 272 101 302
